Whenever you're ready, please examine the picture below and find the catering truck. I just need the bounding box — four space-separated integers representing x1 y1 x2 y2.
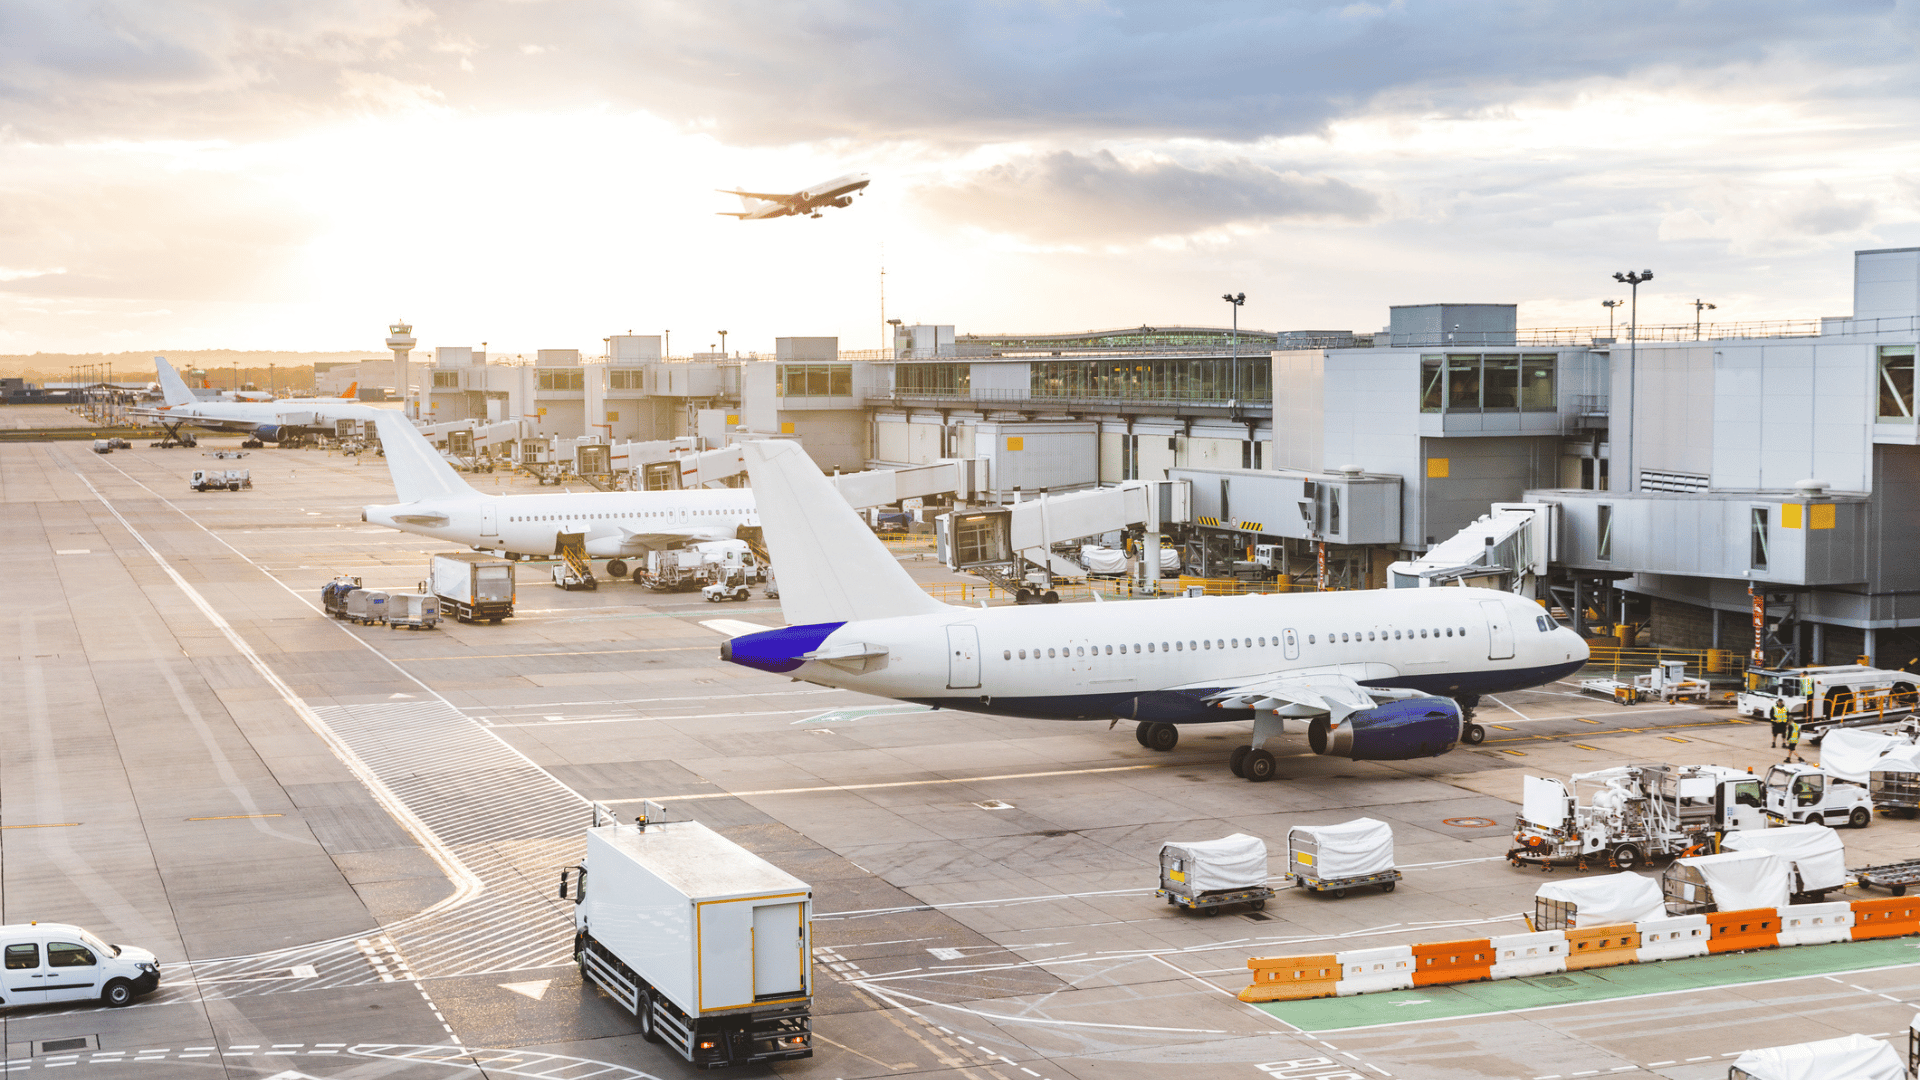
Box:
1508 762 1764 870
429 552 515 623
561 811 812 1069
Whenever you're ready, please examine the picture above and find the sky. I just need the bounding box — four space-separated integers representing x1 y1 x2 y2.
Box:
3 0 1919 358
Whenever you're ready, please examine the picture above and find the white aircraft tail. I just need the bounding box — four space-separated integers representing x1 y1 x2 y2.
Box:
741 440 948 625
372 414 482 502
154 357 196 407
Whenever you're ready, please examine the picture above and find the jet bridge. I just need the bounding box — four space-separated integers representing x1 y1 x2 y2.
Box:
938 480 1192 592
1387 502 1556 597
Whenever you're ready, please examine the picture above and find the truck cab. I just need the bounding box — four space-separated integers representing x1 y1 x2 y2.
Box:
1763 763 1874 828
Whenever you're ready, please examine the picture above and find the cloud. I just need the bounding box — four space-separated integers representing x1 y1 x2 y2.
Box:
920 150 1378 243
1657 181 1876 254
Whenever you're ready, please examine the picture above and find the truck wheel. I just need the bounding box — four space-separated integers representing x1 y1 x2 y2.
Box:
1244 749 1276 783
101 979 134 1007
638 991 662 1042
1228 745 1250 777
1611 843 1642 870
1850 806 1872 828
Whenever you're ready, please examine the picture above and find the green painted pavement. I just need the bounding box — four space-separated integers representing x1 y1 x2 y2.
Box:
1257 937 1920 1032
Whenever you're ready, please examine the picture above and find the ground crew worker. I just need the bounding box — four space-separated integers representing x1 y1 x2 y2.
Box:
1783 713 1804 763
1771 700 1790 748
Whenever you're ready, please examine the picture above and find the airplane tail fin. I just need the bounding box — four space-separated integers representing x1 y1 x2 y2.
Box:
741 440 948 625
343 381 358 399
153 357 196 407
372 414 481 502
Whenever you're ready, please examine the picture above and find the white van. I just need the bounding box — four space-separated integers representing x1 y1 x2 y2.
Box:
1 924 160 1008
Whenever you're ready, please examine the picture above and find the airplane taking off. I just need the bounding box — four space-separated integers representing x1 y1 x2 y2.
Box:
134 358 375 443
718 441 1589 781
716 173 870 220
360 415 758 573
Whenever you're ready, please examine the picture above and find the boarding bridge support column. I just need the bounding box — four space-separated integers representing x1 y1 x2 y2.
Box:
1143 481 1162 595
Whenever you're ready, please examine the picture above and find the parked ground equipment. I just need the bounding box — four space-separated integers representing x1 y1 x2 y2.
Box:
1509 763 1763 871
1661 849 1793 915
1287 818 1399 898
1737 664 1917 729
551 533 596 591
1532 872 1666 931
92 439 113 454
431 552 515 623
386 592 440 631
344 589 388 626
764 568 779 600
1762 762 1874 828
1720 823 1848 901
189 468 250 491
0 922 161 1007
560 807 812 1069
1728 1032 1906 1080
321 575 361 619
1579 661 1712 705
1817 728 1917 783
703 566 753 603
1157 833 1274 913
1851 858 1920 896
1870 743 1920 818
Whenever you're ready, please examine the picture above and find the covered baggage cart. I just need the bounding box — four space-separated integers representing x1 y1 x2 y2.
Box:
1719 823 1847 901
1662 849 1792 915
1817 729 1912 783
1288 818 1399 898
1533 872 1665 931
1728 1032 1905 1080
1157 833 1273 914
345 589 389 626
1870 742 1920 818
387 592 439 631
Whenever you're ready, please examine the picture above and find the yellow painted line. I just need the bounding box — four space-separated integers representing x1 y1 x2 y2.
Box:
1661 735 1691 743
1574 717 1601 724
1491 724 1516 731
1574 744 1602 751
394 646 708 661
1487 717 1743 745
187 813 284 821
605 759 1221 803
0 822 79 830
1500 749 1527 756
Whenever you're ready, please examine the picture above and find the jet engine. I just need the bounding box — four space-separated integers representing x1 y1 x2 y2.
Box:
827 196 853 208
252 425 283 442
1307 696 1461 760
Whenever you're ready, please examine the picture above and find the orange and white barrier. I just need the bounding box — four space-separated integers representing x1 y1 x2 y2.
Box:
1240 897 1916 1003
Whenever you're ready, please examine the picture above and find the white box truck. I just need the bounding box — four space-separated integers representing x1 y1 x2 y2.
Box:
561 817 812 1068
429 552 515 623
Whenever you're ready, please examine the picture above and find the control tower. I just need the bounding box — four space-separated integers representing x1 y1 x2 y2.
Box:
386 319 416 364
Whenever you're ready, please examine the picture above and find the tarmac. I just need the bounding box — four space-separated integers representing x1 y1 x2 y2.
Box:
2 427 1917 1079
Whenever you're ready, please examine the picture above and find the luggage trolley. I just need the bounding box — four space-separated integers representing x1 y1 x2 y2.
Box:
1288 819 1401 898
1156 834 1275 915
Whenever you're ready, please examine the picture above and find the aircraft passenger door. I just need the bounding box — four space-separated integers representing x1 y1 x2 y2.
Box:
1480 600 1515 660
480 501 498 537
1283 628 1299 661
947 625 981 689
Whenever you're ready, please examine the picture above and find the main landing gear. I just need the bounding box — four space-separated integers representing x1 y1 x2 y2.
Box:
1135 722 1178 752
1228 712 1288 783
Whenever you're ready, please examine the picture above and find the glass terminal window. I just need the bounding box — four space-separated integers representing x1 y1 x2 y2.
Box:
537 369 584 391
1423 353 1557 413
779 363 854 398
1878 345 1916 422
1751 507 1770 570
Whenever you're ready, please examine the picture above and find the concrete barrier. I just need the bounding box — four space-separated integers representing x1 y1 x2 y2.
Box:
1489 930 1568 979
1411 939 1493 987
1634 914 1710 961
1776 901 1854 946
1563 924 1640 970
1706 908 1780 954
1240 954 1340 1003
1334 945 1414 996
1851 896 1920 941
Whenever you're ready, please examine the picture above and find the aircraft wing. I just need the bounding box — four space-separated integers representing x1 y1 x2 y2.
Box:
716 188 796 203
1202 669 1423 722
617 525 738 548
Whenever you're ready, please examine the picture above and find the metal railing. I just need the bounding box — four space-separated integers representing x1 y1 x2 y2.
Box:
1580 645 1743 676
886 386 1272 408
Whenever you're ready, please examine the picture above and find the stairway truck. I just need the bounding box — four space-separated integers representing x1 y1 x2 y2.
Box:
429 552 515 623
562 820 813 1068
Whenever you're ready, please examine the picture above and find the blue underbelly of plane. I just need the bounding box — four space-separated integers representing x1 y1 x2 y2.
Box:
910 658 1587 723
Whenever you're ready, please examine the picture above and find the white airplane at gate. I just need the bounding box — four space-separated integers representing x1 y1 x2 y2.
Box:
361 414 758 570
718 441 1588 781
133 357 374 441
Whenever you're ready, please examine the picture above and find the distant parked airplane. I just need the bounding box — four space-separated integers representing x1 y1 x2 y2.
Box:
716 173 871 220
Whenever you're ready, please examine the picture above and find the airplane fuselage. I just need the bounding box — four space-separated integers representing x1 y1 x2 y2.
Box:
725 587 1586 724
364 487 759 558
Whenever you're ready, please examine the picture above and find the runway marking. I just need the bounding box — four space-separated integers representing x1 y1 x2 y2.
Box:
606 758 1223 803
0 822 80 829
186 813 284 821
391 645 710 661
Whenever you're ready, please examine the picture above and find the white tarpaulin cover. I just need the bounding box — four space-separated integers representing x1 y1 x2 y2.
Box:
1675 849 1792 911
1817 729 1912 782
1871 742 1920 775
1289 818 1395 879
1729 1033 1905 1080
1080 546 1128 574
1535 872 1666 926
1160 834 1269 892
1720 824 1848 893
1523 775 1571 829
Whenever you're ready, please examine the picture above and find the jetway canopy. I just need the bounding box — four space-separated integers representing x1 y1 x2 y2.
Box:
1169 466 1401 545
1387 502 1555 593
939 480 1191 572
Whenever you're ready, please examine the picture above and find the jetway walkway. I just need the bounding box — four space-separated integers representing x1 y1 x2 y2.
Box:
940 480 1192 593
1387 502 1553 596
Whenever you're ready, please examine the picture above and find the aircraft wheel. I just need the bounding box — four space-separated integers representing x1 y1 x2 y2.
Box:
606 559 628 578
1134 721 1152 747
1244 749 1276 782
1228 745 1251 777
1144 723 1179 752
1463 723 1486 745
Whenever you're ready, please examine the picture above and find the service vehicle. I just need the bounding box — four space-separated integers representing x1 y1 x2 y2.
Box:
92 439 113 454
1736 664 1917 728
1762 762 1874 828
0 923 161 1008
189 468 250 491
1287 818 1399 898
1869 742 1920 818
430 552 515 623
108 437 132 449
1509 762 1764 871
703 566 753 603
560 808 812 1069
1579 661 1711 705
639 541 759 592
1157 833 1274 913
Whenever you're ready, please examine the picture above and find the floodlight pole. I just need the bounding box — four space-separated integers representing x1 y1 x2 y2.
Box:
1602 299 1621 337
1693 299 1716 340
1221 292 1245 414
1612 270 1653 492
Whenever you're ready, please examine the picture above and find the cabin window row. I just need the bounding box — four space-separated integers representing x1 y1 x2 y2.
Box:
1001 626 1470 660
508 509 745 523
1312 627 1467 644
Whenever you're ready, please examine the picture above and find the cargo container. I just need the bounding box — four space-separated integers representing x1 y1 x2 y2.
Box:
429 552 514 623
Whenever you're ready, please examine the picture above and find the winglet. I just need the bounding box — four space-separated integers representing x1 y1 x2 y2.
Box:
741 440 948 625
371 414 482 502
153 357 197 407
